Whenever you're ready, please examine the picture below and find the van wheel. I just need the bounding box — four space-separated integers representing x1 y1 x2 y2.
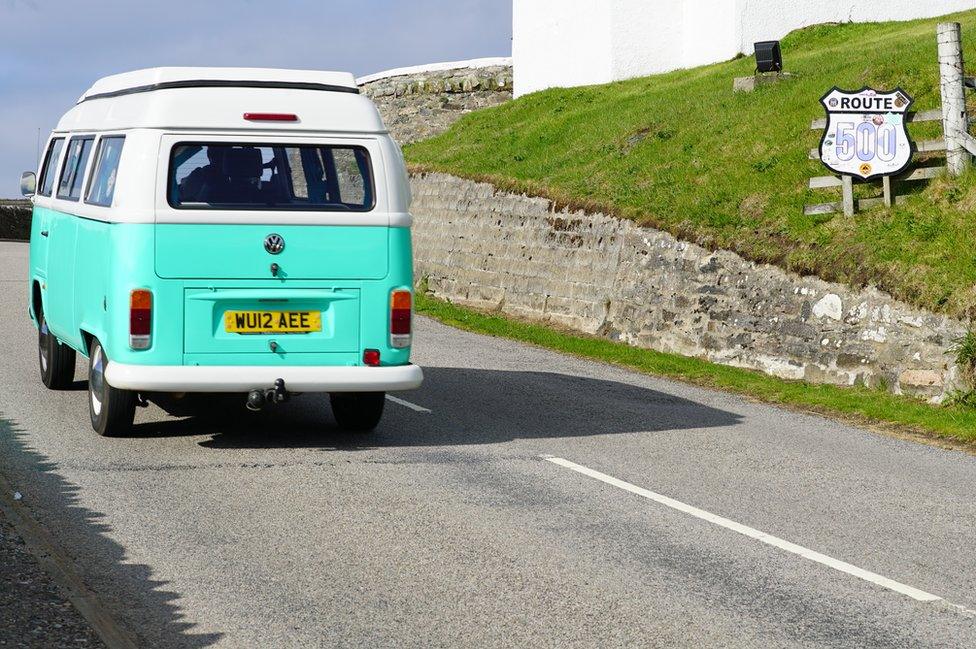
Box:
88 339 135 437
329 392 385 431
38 312 76 389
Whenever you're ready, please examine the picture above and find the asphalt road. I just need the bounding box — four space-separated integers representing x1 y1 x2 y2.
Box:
1 240 975 648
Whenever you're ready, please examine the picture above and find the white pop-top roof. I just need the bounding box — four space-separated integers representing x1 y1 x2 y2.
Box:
58 67 384 134
78 67 358 102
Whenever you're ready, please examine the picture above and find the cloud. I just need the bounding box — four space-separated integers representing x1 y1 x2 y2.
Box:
0 0 511 196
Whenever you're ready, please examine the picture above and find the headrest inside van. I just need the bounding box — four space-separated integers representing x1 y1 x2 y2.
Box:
222 147 263 179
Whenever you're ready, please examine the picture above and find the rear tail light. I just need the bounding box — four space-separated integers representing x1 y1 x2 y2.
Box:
129 289 152 349
390 289 412 349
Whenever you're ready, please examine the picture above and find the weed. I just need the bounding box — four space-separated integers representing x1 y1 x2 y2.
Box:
951 330 976 384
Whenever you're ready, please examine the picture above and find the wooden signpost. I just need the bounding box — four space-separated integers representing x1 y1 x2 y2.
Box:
805 22 972 217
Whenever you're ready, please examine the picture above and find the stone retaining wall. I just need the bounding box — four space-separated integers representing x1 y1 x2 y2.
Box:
0 201 30 240
410 172 967 401
359 64 512 144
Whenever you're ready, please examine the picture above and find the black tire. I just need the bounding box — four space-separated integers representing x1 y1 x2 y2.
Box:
329 392 385 431
38 310 76 390
88 339 136 437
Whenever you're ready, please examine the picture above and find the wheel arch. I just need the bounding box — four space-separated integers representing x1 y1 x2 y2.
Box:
78 326 109 360
30 280 43 325
80 330 96 358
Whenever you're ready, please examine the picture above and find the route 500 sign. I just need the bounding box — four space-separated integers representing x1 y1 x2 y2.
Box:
819 87 914 180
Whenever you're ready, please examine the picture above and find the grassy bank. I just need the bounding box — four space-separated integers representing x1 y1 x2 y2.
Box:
407 10 976 320
416 293 976 446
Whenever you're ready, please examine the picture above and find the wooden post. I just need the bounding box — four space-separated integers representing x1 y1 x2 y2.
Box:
882 176 893 207
842 175 854 216
938 22 970 176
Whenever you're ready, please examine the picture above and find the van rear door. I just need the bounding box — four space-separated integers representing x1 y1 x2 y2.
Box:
154 135 389 357
154 223 388 280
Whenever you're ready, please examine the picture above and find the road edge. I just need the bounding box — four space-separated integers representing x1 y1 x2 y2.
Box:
0 470 138 649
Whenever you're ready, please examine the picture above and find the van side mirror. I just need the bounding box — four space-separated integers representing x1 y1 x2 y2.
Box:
20 171 36 197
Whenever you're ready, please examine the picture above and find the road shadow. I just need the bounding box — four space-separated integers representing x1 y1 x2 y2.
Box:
0 412 222 647
149 367 746 450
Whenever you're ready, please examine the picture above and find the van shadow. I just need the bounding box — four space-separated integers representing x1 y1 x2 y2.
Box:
0 413 222 647
138 367 747 450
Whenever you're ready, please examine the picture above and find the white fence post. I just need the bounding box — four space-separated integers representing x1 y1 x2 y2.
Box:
938 22 970 176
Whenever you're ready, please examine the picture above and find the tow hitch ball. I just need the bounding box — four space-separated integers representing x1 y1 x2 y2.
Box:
246 378 289 411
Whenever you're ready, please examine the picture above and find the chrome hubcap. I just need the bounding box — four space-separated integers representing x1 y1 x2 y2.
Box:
90 345 105 417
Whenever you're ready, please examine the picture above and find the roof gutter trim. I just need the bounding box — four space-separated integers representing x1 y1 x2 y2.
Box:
79 79 360 103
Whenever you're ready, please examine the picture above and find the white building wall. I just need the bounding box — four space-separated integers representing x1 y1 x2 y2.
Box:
608 0 683 81
513 0 975 97
681 0 741 69
512 0 613 97
736 0 975 54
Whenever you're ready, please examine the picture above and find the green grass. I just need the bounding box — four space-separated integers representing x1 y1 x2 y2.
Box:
407 10 976 319
417 293 976 445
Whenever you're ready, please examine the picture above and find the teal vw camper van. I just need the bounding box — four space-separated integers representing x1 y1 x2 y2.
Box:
20 68 423 436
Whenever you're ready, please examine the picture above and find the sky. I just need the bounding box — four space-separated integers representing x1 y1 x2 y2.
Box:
0 0 512 197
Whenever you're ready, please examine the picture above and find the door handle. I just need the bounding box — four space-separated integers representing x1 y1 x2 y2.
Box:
40 230 49 237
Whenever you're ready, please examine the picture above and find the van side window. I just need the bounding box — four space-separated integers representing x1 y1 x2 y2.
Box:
85 136 125 207
37 138 65 197
56 137 95 201
168 143 374 211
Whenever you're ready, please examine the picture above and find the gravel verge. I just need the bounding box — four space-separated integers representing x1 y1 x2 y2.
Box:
0 505 103 648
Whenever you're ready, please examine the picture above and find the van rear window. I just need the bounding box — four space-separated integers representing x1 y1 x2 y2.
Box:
168 143 374 211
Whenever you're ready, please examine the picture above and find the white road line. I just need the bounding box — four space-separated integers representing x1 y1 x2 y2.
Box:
385 395 431 413
542 455 943 604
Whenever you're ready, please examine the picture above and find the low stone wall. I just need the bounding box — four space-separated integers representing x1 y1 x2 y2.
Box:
359 64 512 144
0 201 30 240
410 172 967 401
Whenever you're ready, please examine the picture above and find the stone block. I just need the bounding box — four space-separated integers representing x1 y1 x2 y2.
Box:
812 294 842 321
898 369 944 388
733 72 795 93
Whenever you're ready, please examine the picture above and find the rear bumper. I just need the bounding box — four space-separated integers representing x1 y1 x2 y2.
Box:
104 362 423 393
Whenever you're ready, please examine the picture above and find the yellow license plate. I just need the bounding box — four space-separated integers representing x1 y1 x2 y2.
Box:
224 310 322 334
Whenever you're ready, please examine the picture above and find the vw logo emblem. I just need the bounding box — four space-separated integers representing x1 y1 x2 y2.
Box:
264 233 284 255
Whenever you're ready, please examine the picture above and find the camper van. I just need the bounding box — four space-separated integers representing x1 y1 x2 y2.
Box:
20 67 423 436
